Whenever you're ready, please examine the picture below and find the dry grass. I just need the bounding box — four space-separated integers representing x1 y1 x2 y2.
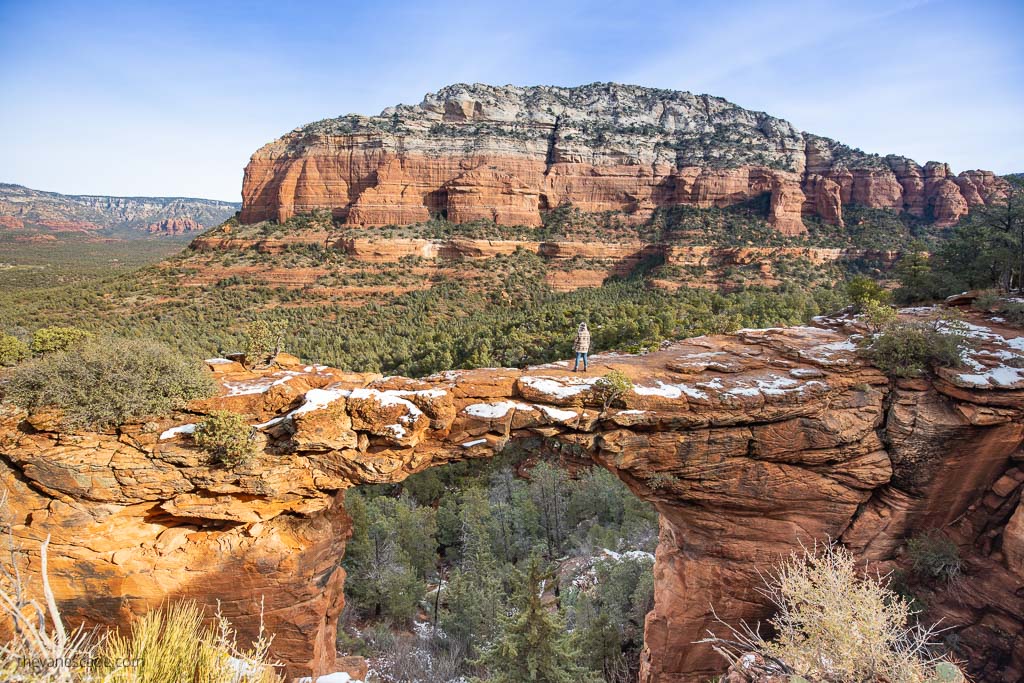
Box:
702 543 957 683
100 600 279 683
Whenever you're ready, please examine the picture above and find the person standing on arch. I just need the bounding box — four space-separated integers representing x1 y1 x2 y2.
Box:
573 322 591 372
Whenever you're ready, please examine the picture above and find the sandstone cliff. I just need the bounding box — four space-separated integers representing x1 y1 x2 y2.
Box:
1 311 1023 681
240 83 1007 233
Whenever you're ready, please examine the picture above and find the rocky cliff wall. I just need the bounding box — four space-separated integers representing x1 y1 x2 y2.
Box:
239 84 1007 233
1 312 1023 681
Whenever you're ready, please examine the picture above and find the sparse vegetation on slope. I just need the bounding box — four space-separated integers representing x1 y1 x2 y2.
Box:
0 245 849 377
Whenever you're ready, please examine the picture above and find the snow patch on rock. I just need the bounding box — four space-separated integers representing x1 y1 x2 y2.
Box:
296 672 362 683
159 423 196 440
633 381 707 400
223 371 302 396
536 405 579 422
464 401 527 419
519 375 597 398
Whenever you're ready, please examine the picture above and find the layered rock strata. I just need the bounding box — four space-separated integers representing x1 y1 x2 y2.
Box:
190 233 896 268
1 313 1023 681
0 183 239 235
240 84 1007 233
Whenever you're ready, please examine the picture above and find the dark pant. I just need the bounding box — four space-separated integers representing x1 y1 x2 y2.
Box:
574 351 588 371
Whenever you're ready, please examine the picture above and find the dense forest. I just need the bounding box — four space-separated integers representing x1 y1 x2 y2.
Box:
339 445 658 683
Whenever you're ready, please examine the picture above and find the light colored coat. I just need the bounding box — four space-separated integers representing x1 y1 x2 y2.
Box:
573 325 591 353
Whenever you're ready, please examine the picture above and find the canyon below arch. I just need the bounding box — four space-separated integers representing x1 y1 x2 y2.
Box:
2 309 1023 682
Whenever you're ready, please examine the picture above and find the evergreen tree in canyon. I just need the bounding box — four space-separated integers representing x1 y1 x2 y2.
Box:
474 556 597 683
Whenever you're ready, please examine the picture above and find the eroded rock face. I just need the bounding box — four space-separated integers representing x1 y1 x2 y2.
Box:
146 216 203 235
1 315 1023 681
240 84 1006 234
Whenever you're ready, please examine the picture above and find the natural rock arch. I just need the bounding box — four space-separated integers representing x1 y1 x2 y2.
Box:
2 316 1023 681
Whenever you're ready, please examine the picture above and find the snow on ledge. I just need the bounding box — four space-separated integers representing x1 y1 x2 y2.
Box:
464 401 527 419
633 381 706 400
222 371 303 396
519 376 597 398
292 388 350 417
349 388 424 418
159 423 196 440
537 405 579 422
956 365 1024 388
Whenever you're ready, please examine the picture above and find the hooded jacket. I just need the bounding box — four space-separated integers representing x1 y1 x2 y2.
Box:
573 324 591 353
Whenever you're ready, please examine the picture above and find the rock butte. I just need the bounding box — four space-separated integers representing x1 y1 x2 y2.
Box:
240 83 1007 234
2 310 1024 682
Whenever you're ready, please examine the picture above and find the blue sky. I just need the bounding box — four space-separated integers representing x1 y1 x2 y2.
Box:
1 0 1021 201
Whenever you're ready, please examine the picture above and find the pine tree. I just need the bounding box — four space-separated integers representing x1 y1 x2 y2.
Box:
474 556 597 683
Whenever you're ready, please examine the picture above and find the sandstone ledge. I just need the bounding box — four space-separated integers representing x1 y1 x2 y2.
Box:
1 316 1023 681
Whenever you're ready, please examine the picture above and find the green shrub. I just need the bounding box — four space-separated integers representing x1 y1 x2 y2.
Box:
1002 302 1024 325
861 299 897 333
893 248 943 304
906 532 962 584
988 299 1024 325
29 326 92 355
971 290 1001 311
645 472 680 490
0 335 29 367
194 411 257 467
592 370 634 411
862 317 967 378
244 319 288 368
0 336 215 429
846 275 891 312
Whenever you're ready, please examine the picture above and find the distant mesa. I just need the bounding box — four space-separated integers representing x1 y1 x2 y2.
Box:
0 183 239 238
241 82 1008 235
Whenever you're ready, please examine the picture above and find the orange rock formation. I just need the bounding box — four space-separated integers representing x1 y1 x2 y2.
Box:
1 312 1023 681
240 84 1007 234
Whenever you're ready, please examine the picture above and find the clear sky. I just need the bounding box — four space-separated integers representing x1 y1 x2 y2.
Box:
1 0 1021 201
